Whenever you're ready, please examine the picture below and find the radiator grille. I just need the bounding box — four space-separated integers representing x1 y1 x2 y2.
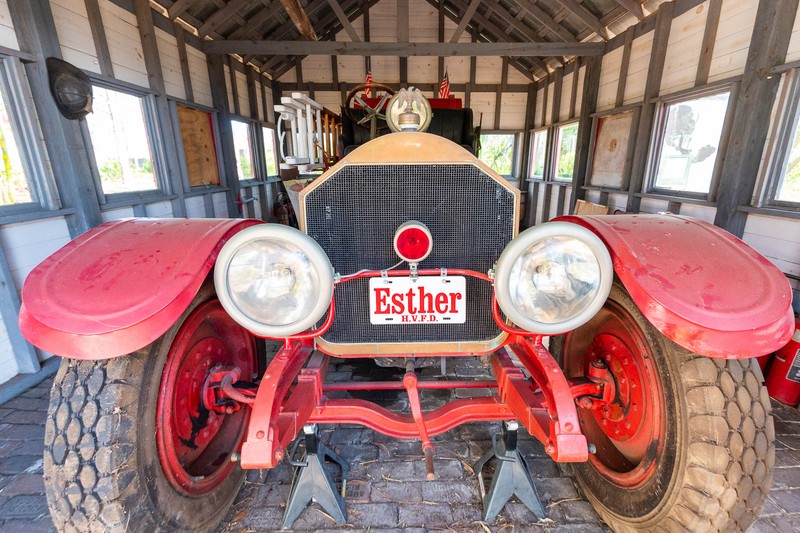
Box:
304 164 516 346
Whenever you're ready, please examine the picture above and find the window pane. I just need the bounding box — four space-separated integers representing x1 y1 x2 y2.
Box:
0 87 31 206
653 92 730 194
86 86 157 194
177 105 220 187
529 131 547 179
555 123 578 181
263 127 278 177
479 134 514 176
777 118 800 203
231 120 254 181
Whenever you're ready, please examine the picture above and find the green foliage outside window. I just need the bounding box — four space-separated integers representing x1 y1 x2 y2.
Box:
556 123 578 181
479 134 514 176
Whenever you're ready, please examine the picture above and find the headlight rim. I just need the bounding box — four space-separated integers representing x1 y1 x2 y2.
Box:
214 224 334 338
494 221 613 335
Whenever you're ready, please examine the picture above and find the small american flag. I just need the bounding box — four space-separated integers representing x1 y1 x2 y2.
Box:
439 70 450 99
365 71 373 97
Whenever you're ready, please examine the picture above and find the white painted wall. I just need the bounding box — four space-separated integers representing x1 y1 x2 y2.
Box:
0 218 72 294
99 0 149 87
0 0 18 50
51 0 99 73
156 27 186 100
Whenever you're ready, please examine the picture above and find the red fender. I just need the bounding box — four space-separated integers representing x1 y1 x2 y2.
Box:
19 218 262 359
556 214 794 359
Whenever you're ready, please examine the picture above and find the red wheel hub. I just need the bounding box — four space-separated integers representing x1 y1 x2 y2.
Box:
156 300 256 495
565 301 665 488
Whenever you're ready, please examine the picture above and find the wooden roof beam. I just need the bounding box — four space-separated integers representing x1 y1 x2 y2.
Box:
612 0 645 21
554 0 609 40
279 0 318 40
449 0 481 42
326 0 361 41
203 40 604 56
510 0 577 42
197 0 250 37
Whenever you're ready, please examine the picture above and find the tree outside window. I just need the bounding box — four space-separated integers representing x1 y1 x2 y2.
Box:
0 86 30 206
263 127 278 177
231 120 254 181
529 130 547 179
479 134 515 176
554 123 578 181
776 118 800 203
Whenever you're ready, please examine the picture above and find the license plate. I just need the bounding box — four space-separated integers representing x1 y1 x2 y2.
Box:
369 276 467 325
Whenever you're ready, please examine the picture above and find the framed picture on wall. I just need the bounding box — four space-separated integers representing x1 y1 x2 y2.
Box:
588 109 638 190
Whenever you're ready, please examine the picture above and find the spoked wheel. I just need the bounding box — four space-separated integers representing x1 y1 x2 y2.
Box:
553 281 775 532
43 282 257 532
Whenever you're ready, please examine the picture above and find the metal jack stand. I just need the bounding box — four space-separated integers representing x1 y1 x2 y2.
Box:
474 421 546 523
282 424 349 529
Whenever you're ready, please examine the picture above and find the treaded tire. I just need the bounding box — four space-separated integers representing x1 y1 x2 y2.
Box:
552 281 775 533
42 283 251 533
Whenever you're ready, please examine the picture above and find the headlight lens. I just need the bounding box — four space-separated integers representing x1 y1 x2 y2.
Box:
215 224 334 337
494 222 612 334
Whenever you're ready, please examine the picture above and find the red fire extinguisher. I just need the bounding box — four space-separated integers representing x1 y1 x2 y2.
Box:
766 315 800 406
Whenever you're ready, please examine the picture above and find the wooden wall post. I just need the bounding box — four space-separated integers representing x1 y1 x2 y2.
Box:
570 56 601 213
208 54 242 217
714 0 800 236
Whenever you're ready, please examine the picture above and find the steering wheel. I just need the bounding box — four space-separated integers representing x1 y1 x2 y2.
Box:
345 83 396 138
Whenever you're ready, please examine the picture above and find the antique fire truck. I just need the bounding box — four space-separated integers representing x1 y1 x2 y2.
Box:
19 87 794 532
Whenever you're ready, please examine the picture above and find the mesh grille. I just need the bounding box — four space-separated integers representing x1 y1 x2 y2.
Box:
304 164 516 345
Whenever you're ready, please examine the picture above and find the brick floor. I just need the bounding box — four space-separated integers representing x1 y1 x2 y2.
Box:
0 358 798 532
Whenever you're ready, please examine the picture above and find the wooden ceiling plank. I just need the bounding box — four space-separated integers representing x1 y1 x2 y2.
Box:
513 0 578 42
167 0 192 19
326 0 361 41
198 0 251 37
554 0 609 40
612 0 645 21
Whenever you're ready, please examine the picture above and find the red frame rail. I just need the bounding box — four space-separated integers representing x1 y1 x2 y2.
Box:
230 268 611 469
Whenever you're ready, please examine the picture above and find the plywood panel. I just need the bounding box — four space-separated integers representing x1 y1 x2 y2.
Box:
185 196 205 218
597 46 623 111
559 72 572 122
156 28 185 100
99 0 148 87
0 1 19 50
786 6 800 62
177 105 220 187
301 55 332 83
470 92 495 130
500 91 526 130
187 45 212 107
624 31 654 104
660 3 707 95
145 201 172 217
589 110 634 188
101 206 135 221
52 0 99 73
475 57 502 84
236 70 250 118
708 0 756 82
0 217 71 289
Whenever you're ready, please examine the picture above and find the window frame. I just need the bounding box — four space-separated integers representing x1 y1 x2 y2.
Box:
478 130 521 179
527 127 550 181
260 122 280 181
758 68 800 210
551 119 580 183
644 82 738 201
230 117 261 185
168 99 228 193
0 55 59 215
83 77 170 204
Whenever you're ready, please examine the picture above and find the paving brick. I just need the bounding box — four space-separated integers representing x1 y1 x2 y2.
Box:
0 494 49 519
560 500 602 523
533 477 580 503
19 388 50 400
346 503 400 527
0 473 45 496
0 408 13 421
0 397 47 412
0 440 22 459
0 424 45 441
772 466 800 489
421 481 478 505
0 517 56 532
767 489 800 513
370 481 423 503
0 455 43 475
397 503 453 528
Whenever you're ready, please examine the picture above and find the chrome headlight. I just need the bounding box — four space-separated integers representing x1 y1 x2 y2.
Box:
214 224 334 337
494 222 613 334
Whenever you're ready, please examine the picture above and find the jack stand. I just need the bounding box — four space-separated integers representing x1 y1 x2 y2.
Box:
282 424 349 529
473 421 546 523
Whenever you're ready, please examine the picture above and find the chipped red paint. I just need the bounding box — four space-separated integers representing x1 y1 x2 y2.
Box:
18 218 261 359
557 214 795 359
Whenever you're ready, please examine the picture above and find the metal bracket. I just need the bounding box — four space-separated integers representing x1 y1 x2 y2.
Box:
474 421 546 523
282 424 350 529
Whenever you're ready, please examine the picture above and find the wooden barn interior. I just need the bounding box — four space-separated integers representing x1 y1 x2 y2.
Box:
0 0 799 529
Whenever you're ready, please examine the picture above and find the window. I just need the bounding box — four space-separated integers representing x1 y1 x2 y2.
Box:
0 57 56 211
176 104 220 187
554 122 578 181
763 70 800 206
86 86 158 195
231 120 254 181
777 118 800 202
650 90 731 195
528 129 548 179
589 110 635 189
479 133 515 176
263 126 278 177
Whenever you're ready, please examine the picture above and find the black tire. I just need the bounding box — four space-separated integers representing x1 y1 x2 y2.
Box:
43 283 256 533
551 281 775 532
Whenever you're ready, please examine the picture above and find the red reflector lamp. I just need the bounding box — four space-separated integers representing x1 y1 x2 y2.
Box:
394 221 433 263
